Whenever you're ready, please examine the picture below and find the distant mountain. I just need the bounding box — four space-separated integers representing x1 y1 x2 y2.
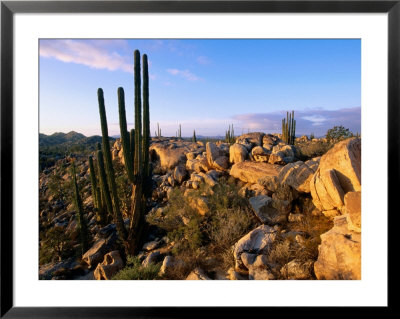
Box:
39 131 115 149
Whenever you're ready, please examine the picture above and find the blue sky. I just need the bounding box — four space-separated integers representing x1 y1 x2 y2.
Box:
39 39 361 137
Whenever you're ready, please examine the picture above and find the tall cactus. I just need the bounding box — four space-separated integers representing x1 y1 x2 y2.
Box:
178 124 182 139
96 149 114 224
94 49 151 254
89 156 106 225
118 87 134 182
71 161 89 254
282 110 296 145
97 88 128 240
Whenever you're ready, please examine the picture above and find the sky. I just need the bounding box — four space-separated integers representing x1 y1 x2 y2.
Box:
39 39 361 137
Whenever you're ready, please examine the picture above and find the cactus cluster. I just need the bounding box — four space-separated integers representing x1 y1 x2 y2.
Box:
155 122 161 137
282 110 296 145
225 124 235 144
88 156 107 225
95 49 151 254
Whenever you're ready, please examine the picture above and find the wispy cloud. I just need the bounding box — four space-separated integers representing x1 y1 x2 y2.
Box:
197 56 211 65
40 39 132 72
166 68 202 82
233 107 361 137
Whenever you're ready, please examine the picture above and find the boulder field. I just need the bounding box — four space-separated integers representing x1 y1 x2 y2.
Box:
39 133 361 280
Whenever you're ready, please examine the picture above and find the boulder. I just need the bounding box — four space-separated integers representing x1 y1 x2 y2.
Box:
206 142 229 170
230 161 281 184
150 143 187 169
236 132 265 150
233 225 277 273
142 251 163 267
186 267 211 280
82 233 117 268
310 138 361 211
229 143 248 164
173 165 188 184
278 160 319 193
251 146 271 162
343 191 361 232
249 195 290 225
280 259 314 279
93 250 124 280
257 175 279 192
314 215 361 280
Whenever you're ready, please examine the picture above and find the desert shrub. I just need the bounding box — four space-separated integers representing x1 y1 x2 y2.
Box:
295 141 332 160
39 227 75 265
325 125 353 143
266 212 333 279
148 179 258 276
112 255 161 280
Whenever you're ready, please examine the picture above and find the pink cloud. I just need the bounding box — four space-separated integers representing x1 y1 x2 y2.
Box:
40 39 132 72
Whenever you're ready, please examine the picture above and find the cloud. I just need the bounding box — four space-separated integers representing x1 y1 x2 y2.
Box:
196 56 211 65
166 68 202 81
40 39 132 72
233 107 361 137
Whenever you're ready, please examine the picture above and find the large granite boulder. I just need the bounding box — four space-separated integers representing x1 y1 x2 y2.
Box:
278 158 320 193
150 143 187 169
236 132 265 150
230 161 281 184
94 250 124 280
229 143 248 164
249 195 290 225
233 225 277 273
310 138 361 212
206 142 229 170
314 215 361 280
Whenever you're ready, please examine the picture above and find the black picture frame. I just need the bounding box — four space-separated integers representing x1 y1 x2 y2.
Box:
1 0 395 317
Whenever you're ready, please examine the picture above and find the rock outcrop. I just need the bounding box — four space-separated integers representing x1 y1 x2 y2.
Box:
94 250 124 280
314 215 361 280
230 161 281 184
310 138 361 212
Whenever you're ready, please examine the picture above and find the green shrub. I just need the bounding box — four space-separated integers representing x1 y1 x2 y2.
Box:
39 227 75 265
295 141 332 160
112 255 160 280
326 125 353 143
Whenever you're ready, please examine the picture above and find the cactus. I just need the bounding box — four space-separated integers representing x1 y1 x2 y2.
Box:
88 156 106 225
71 161 89 254
118 87 134 182
156 123 161 137
193 130 197 143
178 124 182 139
97 88 128 240
282 110 296 145
96 149 114 223
95 50 151 254
226 124 235 144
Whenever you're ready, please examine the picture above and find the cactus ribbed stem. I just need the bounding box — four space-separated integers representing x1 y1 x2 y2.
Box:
89 156 106 224
71 161 89 254
142 54 150 181
118 87 134 182
97 88 128 240
96 149 114 224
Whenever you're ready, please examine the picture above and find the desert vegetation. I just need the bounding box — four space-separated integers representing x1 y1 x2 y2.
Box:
39 49 361 281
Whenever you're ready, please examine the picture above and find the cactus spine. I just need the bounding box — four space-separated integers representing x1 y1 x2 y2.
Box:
71 161 89 254
97 88 128 240
282 110 296 145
